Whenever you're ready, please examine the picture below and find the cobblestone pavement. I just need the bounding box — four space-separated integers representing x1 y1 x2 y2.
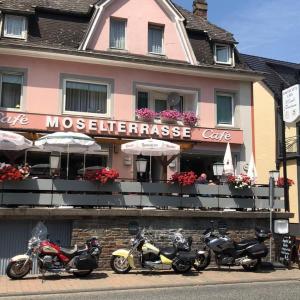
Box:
0 267 299 298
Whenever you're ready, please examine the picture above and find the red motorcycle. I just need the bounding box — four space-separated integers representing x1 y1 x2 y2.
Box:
6 222 102 279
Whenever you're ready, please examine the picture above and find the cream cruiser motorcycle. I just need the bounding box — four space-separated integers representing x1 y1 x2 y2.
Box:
110 229 206 274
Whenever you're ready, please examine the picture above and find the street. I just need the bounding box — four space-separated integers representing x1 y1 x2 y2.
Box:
1 281 300 300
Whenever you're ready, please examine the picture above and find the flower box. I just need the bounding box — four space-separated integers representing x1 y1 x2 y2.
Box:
136 108 156 123
160 110 182 124
182 112 198 127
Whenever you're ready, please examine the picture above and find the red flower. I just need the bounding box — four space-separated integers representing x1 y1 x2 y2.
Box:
0 164 30 182
277 177 294 187
85 167 119 184
170 171 197 186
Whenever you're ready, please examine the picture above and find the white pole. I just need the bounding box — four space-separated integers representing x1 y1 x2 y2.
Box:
269 176 274 262
24 149 28 165
149 155 152 182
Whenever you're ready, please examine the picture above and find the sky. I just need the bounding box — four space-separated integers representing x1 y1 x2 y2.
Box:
175 0 300 63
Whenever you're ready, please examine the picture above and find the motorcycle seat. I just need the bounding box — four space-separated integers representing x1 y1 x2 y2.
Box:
235 239 257 250
60 245 78 256
160 247 177 260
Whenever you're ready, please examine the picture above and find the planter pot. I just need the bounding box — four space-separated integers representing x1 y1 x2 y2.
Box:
137 116 155 123
160 117 178 124
183 121 197 127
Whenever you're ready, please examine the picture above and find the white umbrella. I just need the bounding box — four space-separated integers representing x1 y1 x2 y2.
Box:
121 139 180 181
223 143 234 175
247 153 258 181
0 130 33 151
35 132 101 178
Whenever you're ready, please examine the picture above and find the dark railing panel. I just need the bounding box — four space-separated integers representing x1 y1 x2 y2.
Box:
141 183 180 194
52 180 100 192
3 179 52 191
219 197 255 209
3 193 52 206
142 195 181 208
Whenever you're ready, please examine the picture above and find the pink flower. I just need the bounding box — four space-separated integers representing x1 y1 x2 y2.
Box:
160 110 182 120
182 112 197 127
136 108 157 120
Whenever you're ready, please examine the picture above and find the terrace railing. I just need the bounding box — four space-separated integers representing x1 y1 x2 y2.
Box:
0 179 285 210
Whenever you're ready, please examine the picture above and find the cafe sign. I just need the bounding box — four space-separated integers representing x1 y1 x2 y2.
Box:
283 84 300 124
0 111 244 144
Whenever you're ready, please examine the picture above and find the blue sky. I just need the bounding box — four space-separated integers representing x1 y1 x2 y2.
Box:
175 0 300 63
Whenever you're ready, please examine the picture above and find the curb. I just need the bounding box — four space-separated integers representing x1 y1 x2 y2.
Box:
0 277 299 298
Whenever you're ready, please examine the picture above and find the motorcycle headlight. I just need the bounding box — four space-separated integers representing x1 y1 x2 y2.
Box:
130 238 135 246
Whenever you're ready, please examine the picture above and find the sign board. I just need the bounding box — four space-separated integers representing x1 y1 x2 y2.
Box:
278 235 300 268
282 84 300 124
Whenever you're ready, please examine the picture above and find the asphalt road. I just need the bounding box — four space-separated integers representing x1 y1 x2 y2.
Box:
2 281 300 300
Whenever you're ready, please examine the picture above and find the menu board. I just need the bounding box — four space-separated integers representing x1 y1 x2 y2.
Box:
279 236 295 267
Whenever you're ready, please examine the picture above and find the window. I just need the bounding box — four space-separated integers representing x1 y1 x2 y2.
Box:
148 25 164 54
110 18 126 50
137 92 148 109
214 44 233 65
216 94 234 126
170 96 184 113
155 99 167 113
64 80 109 115
0 73 23 109
3 15 27 39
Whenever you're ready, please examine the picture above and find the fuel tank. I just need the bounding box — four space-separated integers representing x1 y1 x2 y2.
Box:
142 243 160 255
207 236 235 253
40 241 60 254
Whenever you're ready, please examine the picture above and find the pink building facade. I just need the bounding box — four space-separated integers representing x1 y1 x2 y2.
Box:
0 0 262 181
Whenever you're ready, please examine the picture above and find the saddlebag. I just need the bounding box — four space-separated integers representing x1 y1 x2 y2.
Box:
246 243 268 259
75 253 98 270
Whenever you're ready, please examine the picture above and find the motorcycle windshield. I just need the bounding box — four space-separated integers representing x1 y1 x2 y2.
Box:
31 222 48 241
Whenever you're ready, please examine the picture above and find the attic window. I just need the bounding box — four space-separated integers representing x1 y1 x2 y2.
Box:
3 15 27 39
214 44 233 65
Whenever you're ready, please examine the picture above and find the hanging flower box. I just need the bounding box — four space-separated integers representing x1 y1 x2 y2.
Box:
227 174 252 189
0 163 30 182
85 167 119 184
170 171 198 186
160 110 182 124
182 111 198 127
136 108 157 122
276 177 294 187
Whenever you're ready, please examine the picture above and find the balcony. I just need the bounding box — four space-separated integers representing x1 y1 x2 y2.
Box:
0 179 284 210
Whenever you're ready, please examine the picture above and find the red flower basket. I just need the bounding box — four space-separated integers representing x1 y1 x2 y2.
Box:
85 167 119 184
227 174 252 189
0 164 30 182
276 177 294 187
170 171 197 186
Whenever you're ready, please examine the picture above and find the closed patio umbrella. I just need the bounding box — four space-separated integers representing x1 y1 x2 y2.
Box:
0 130 33 151
121 138 180 181
223 143 234 175
247 153 258 181
35 132 101 178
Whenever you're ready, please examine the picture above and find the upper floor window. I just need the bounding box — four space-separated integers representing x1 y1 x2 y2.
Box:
0 72 23 109
3 15 27 39
110 18 126 50
137 91 149 110
214 44 233 65
216 93 234 126
148 25 164 54
64 80 109 116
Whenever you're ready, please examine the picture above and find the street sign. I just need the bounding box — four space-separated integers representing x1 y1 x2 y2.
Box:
282 84 300 124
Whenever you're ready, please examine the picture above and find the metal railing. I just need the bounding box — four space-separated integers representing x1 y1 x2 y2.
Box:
0 179 285 210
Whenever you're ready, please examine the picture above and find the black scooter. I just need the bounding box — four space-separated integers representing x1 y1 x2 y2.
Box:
194 222 272 271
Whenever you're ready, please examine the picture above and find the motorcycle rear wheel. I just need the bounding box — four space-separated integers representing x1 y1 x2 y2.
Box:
110 255 132 274
6 260 31 280
73 270 93 277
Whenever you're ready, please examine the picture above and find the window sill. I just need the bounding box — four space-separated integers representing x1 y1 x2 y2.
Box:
214 61 233 66
108 48 128 53
3 34 26 40
148 52 166 58
216 124 240 130
0 107 22 112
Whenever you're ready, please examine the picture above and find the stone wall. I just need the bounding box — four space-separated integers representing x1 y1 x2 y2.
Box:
71 214 276 269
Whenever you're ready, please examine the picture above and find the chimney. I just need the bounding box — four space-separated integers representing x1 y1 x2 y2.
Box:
193 0 208 19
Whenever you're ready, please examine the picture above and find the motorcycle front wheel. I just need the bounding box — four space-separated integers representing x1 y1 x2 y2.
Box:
6 260 31 280
193 254 211 271
110 255 132 274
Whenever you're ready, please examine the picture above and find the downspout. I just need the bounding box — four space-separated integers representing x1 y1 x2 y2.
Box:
251 82 256 159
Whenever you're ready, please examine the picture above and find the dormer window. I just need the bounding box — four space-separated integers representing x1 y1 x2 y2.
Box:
148 24 164 55
214 44 233 65
110 18 126 50
3 15 27 39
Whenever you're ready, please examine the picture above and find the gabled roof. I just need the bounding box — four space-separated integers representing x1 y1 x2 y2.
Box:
241 54 300 99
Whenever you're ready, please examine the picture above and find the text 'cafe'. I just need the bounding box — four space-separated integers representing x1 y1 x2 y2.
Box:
0 112 244 180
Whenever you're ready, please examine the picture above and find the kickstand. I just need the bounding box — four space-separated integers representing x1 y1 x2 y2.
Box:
41 270 46 283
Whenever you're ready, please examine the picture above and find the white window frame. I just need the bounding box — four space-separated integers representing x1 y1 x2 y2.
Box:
148 24 164 55
0 71 24 111
3 15 27 39
109 17 127 50
216 93 234 127
214 44 234 65
62 78 111 118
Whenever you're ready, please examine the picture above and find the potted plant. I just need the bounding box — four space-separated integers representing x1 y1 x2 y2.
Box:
227 174 252 189
86 167 119 184
276 177 294 187
170 171 198 186
0 163 30 182
160 110 182 124
136 108 156 122
182 111 198 127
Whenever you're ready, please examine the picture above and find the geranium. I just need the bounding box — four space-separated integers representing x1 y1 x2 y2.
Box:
182 111 198 127
0 163 30 182
136 108 157 121
86 167 119 184
227 174 252 189
160 110 182 121
170 171 197 186
277 177 294 187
